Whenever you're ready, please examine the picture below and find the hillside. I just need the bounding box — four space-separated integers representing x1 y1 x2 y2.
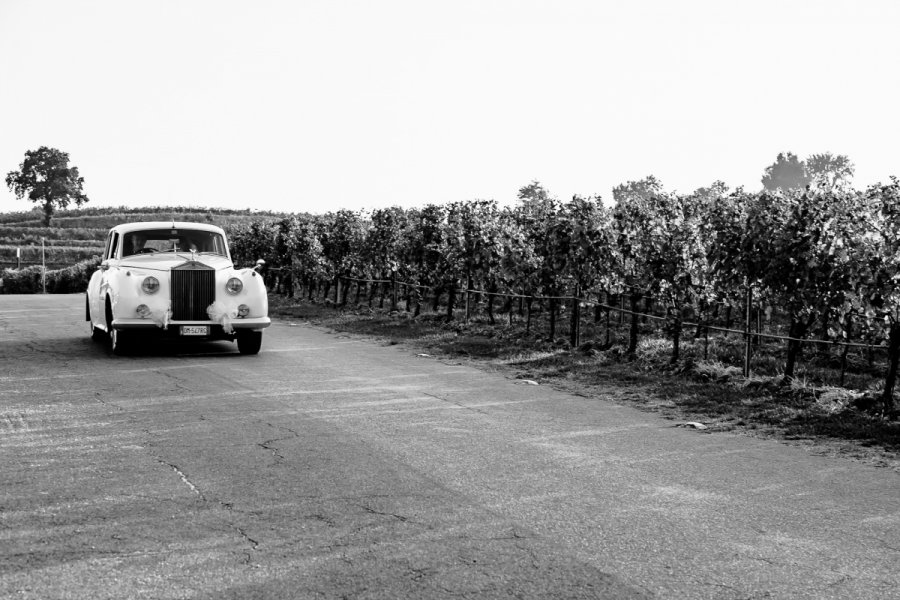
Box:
0 206 288 269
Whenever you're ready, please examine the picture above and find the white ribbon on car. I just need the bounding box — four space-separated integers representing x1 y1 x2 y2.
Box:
151 307 171 330
207 301 237 334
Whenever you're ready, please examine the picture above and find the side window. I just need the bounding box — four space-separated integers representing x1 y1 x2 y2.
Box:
103 232 114 260
109 232 120 260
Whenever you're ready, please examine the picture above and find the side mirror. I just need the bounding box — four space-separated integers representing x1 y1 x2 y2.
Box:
100 260 110 271
253 259 266 272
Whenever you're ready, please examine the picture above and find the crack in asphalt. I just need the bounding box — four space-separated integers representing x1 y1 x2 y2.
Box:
156 369 193 395
156 458 264 567
93 391 125 411
407 566 434 582
361 505 413 523
422 391 490 415
308 513 337 527
23 341 53 355
744 554 779 566
257 422 301 464
236 526 261 566
487 528 531 541
158 460 203 499
258 438 286 461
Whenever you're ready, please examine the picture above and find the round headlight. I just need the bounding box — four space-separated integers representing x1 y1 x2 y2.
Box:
141 276 160 294
225 277 243 295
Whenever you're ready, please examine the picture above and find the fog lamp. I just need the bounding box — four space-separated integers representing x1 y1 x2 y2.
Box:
136 304 152 318
237 304 250 318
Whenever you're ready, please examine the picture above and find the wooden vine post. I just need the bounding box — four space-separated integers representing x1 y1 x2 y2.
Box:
390 272 398 312
743 285 753 377
464 272 471 324
570 285 581 348
703 314 710 360
605 292 611 346
839 314 852 387
526 295 533 334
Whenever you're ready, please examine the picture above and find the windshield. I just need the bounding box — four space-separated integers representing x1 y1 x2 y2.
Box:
121 228 228 257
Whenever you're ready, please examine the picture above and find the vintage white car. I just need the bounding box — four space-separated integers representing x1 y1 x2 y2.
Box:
86 221 270 355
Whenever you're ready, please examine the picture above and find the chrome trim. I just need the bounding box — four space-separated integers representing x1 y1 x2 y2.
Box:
170 267 215 320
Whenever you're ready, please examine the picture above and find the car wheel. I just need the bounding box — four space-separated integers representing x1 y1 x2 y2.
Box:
91 323 106 342
110 327 130 355
87 296 104 341
106 298 129 356
237 330 263 355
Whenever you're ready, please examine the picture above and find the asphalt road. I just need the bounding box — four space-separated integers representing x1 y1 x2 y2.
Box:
1 294 899 599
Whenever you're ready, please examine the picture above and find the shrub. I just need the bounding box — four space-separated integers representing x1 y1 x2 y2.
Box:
48 255 102 293
694 360 743 382
0 265 43 293
0 255 101 294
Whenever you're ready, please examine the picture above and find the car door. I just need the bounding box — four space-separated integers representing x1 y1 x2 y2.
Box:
89 230 120 327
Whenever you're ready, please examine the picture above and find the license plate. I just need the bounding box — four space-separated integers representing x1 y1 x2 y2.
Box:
181 325 209 336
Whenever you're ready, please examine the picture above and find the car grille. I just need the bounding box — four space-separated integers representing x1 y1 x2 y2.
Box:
170 267 215 320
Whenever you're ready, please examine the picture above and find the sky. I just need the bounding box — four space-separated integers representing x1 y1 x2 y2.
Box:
1 0 898 215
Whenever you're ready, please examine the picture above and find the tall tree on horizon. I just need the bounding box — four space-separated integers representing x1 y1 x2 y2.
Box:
761 152 810 192
612 175 665 205
806 152 855 191
6 146 89 226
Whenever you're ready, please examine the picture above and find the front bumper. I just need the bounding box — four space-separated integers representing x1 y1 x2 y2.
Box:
113 317 271 332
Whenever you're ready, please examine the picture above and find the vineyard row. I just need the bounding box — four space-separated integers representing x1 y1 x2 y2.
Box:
224 179 900 413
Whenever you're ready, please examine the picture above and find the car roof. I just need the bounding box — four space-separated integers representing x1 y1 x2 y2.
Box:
110 222 227 236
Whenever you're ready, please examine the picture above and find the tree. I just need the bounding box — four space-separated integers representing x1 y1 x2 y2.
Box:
611 176 667 353
272 215 323 297
362 207 408 309
288 215 327 299
761 152 810 192
318 210 365 302
707 188 857 379
517 180 553 206
612 175 665 205
806 152 855 191
442 200 500 321
692 180 729 202
758 189 858 379
642 193 709 363
400 204 446 314
6 147 89 225
401 205 446 307
555 195 614 346
849 178 900 415
515 182 566 337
